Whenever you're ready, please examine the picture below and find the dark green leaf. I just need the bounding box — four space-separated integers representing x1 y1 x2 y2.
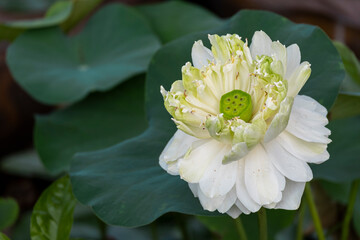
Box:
0 198 19 230
330 94 360 120
35 75 147 174
30 175 77 240
6 3 161 104
312 116 360 181
136 1 224 43
198 210 295 240
0 233 10 240
70 10 344 227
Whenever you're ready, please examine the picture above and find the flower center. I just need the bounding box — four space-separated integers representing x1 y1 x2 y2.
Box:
220 89 252 122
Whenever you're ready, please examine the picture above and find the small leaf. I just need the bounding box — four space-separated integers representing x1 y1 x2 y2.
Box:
3 1 73 29
0 1 72 41
0 233 10 240
136 1 224 43
30 175 77 240
35 75 147 174
6 3 161 104
0 0 102 42
333 41 360 89
0 198 19 230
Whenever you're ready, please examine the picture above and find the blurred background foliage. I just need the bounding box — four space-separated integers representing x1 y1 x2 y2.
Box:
0 0 359 239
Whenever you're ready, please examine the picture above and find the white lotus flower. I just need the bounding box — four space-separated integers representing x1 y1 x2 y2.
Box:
159 31 331 218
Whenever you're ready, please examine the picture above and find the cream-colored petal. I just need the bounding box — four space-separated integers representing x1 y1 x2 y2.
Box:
264 139 313 182
244 145 285 205
199 148 237 197
250 31 273 59
275 180 305 210
285 44 301 80
236 158 262 212
287 62 311 97
178 139 227 183
277 131 329 164
191 40 214 69
286 95 331 144
271 41 287 76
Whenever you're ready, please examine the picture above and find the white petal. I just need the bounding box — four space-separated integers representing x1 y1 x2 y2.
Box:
235 200 251 214
188 183 199 197
264 139 313 182
236 158 261 212
277 131 329 164
250 31 273 59
199 150 237 198
275 180 305 210
287 62 311 97
217 187 238 213
244 145 285 205
286 95 331 144
159 130 198 175
285 44 301 80
197 185 226 211
178 139 227 183
191 40 214 69
226 205 242 218
263 97 293 142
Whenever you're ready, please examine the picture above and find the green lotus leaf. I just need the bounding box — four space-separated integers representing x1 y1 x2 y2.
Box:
35 75 147 174
136 1 224 43
6 3 161 104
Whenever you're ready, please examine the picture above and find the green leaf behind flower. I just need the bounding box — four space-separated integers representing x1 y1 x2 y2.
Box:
70 10 344 227
312 116 360 182
35 75 148 174
136 1 224 44
30 175 77 240
6 3 161 104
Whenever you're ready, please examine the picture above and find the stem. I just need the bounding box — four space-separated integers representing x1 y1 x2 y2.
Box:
150 221 159 240
258 208 268 240
305 183 325 240
97 218 107 240
296 201 306 240
234 216 248 240
341 180 360 240
175 214 190 240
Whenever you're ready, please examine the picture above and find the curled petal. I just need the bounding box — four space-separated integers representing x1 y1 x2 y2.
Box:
191 40 214 69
